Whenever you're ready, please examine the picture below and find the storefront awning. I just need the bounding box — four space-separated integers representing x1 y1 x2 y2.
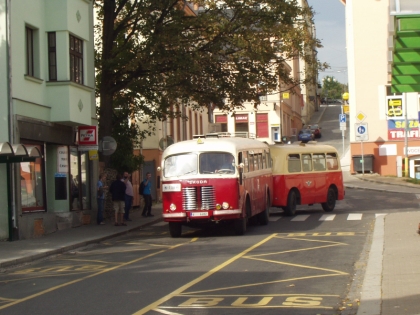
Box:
0 142 42 163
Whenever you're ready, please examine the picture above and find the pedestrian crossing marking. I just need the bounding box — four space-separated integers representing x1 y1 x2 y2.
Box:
347 213 363 220
375 213 387 218
319 214 336 221
291 215 310 221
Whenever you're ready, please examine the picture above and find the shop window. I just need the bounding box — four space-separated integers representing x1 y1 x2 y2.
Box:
21 144 45 212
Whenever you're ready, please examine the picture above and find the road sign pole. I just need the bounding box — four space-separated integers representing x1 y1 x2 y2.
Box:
341 106 345 157
361 140 364 175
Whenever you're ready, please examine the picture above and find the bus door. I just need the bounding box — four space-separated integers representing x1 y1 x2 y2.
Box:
295 153 315 205
312 153 327 203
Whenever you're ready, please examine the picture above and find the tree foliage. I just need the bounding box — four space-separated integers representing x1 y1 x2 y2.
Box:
94 0 322 168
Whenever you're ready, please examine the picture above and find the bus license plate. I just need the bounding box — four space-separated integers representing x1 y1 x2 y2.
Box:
190 212 208 217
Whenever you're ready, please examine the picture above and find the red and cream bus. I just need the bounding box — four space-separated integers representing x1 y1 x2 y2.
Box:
159 135 273 237
270 143 345 215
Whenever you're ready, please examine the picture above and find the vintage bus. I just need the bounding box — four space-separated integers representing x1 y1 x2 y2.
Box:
270 143 345 215
159 135 273 237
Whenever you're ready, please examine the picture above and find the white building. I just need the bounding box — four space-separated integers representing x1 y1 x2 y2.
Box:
343 0 420 176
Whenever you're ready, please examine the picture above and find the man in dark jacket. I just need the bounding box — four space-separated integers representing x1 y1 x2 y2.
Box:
109 173 127 226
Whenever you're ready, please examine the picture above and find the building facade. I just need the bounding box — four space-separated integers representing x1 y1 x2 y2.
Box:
0 0 98 240
343 0 420 176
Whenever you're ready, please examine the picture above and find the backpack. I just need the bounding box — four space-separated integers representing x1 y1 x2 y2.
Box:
139 181 145 195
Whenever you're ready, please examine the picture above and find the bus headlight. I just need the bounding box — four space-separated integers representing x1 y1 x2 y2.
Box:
169 203 177 211
215 204 221 210
222 202 229 210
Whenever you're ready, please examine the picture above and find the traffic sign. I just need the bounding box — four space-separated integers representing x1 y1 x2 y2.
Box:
355 123 368 141
339 114 346 123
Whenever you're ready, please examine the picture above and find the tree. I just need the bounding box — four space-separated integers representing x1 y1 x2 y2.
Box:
94 0 322 169
322 76 343 101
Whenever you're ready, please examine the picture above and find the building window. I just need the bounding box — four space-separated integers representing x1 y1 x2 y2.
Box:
26 27 34 76
256 113 269 138
70 35 83 84
48 32 57 81
21 144 45 212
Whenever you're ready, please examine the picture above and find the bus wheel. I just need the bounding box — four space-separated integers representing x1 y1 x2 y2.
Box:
322 188 336 212
258 195 270 225
169 222 182 238
284 190 297 216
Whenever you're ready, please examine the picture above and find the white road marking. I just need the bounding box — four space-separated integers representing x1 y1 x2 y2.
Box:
291 215 310 221
319 214 336 221
269 217 281 221
347 213 363 220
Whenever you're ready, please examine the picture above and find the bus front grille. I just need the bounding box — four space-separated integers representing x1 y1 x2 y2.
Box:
182 186 215 211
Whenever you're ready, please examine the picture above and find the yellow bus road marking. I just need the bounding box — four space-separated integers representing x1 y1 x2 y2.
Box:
0 240 194 311
243 256 348 275
156 294 338 309
0 297 18 302
133 233 278 315
278 232 361 237
184 274 344 295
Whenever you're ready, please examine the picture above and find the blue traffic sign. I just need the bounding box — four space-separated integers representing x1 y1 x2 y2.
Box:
339 114 346 123
357 125 366 134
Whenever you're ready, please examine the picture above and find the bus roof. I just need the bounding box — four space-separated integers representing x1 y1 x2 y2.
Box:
162 137 269 157
269 143 339 155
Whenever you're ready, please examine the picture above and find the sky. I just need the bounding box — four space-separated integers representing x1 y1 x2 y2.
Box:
307 0 348 85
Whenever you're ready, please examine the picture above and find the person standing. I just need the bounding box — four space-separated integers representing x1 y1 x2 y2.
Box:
109 173 127 226
97 173 108 225
123 171 133 221
141 172 153 217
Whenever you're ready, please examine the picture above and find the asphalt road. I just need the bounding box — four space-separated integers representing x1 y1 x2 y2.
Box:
0 105 418 315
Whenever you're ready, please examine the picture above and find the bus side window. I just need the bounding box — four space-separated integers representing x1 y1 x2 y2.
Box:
313 153 326 171
255 152 262 171
288 154 301 173
302 154 312 172
262 151 266 169
267 150 272 168
326 153 339 170
250 154 255 171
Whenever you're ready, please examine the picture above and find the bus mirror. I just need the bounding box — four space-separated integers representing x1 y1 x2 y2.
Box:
239 163 244 169
157 166 161 172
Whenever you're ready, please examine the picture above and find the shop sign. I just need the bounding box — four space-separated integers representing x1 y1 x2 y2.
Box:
388 120 420 140
235 114 248 122
57 146 68 173
78 126 98 145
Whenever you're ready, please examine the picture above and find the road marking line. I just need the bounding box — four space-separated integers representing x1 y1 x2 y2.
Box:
291 215 310 221
375 213 387 218
0 240 195 311
133 234 278 315
269 217 281 221
347 213 362 220
319 214 336 221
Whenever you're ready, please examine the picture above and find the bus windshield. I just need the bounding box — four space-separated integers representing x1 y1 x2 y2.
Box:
164 153 198 177
163 152 235 177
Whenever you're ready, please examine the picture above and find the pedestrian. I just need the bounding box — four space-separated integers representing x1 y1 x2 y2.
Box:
109 173 127 226
97 173 108 225
123 171 133 221
141 172 153 217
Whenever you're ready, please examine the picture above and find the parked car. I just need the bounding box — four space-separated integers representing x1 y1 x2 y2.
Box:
309 124 322 138
298 129 315 142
